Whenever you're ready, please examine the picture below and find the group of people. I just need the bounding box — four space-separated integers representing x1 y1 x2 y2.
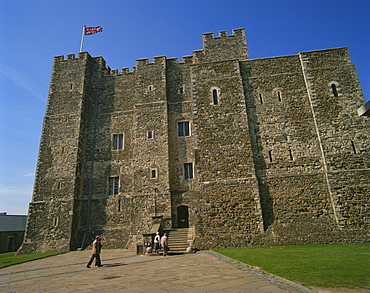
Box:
86 232 169 268
153 232 169 256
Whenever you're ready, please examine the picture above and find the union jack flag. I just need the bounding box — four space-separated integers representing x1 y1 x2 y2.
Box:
84 26 103 35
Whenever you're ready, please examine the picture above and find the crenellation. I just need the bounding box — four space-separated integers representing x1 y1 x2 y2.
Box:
18 28 369 255
182 55 194 64
67 53 75 60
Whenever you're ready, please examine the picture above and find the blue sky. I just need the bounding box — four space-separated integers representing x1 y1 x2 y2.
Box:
1 0 369 215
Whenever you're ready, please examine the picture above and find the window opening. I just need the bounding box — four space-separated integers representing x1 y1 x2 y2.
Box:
331 84 338 97
178 121 190 137
268 151 273 163
259 94 263 104
184 163 194 179
179 87 184 94
277 91 282 102
118 199 121 212
113 134 123 150
53 217 59 227
109 177 119 195
147 131 153 139
351 140 357 154
212 89 219 105
151 169 157 179
289 149 294 160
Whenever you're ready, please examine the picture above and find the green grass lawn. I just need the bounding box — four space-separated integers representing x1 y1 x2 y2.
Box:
213 243 370 289
0 251 66 268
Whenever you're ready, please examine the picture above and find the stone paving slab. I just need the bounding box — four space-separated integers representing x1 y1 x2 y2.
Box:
0 249 315 292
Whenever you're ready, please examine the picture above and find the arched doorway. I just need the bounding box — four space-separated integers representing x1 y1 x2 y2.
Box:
177 205 189 228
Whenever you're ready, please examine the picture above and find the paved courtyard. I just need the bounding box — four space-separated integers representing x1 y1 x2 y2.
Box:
0 249 328 292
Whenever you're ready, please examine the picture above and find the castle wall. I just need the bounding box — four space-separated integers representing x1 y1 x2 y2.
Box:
300 48 370 233
18 29 369 254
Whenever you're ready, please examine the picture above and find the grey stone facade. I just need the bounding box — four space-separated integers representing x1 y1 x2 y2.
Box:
18 29 369 254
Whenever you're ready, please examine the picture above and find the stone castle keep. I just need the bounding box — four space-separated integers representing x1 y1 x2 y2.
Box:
18 28 369 254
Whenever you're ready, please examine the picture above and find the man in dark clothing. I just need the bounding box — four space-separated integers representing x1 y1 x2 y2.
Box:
86 236 103 268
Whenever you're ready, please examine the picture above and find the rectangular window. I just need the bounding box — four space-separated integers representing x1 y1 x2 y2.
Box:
109 177 119 195
147 131 153 139
184 163 193 179
150 168 157 179
178 121 190 137
113 134 123 150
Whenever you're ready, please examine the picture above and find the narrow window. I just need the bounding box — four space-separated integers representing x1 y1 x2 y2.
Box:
351 140 357 154
57 182 61 190
179 87 184 94
109 177 119 195
148 85 153 91
184 163 194 179
118 199 121 212
70 83 73 90
53 217 59 227
147 131 153 139
268 151 273 163
113 134 123 150
259 94 263 104
212 89 219 105
178 121 190 137
331 84 338 97
151 168 157 179
289 149 294 160
277 91 282 102
61 147 65 155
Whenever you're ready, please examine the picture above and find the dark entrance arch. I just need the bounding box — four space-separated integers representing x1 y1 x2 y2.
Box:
177 205 189 228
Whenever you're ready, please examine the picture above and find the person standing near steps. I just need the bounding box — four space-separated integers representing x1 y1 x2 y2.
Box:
86 236 103 268
160 233 169 256
153 232 161 253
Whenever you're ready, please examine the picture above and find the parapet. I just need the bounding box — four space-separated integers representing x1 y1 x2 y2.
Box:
202 28 246 43
199 28 249 62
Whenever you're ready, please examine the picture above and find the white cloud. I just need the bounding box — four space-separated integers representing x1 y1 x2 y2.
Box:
23 173 35 177
0 62 47 103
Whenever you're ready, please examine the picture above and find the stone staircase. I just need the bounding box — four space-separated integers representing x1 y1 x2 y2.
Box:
164 228 194 253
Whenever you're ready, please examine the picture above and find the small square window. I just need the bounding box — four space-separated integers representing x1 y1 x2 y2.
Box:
150 168 158 179
184 163 193 179
109 177 119 195
113 134 124 150
178 121 190 137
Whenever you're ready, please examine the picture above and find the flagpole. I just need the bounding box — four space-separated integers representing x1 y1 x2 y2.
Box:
79 25 86 52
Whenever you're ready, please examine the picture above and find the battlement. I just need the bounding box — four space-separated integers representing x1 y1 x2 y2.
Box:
202 28 246 42
199 28 249 62
54 28 248 76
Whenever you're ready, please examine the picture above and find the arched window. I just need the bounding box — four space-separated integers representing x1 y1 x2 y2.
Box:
331 84 338 97
212 89 219 105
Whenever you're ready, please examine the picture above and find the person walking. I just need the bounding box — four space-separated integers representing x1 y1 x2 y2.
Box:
153 232 161 253
160 233 169 256
86 236 103 268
